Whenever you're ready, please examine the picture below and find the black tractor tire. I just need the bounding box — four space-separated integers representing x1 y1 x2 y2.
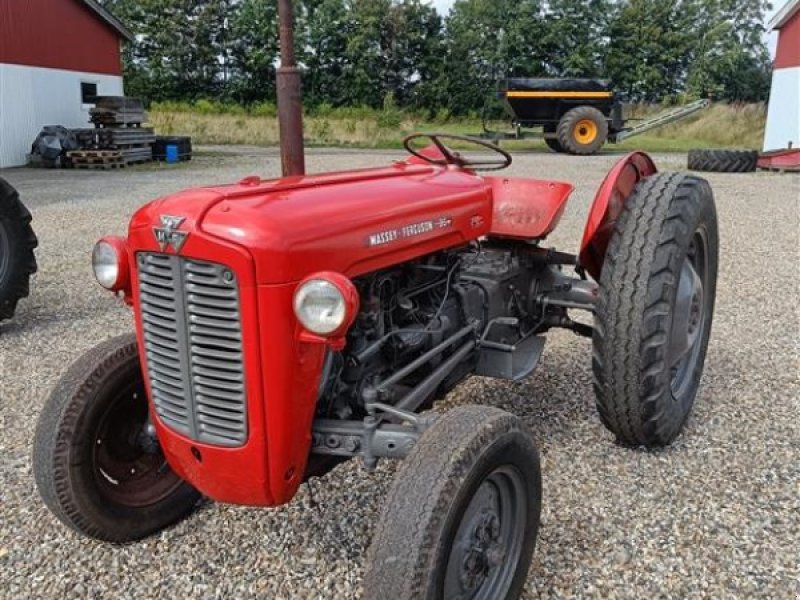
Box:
363 405 541 600
0 177 37 323
543 124 564 153
593 172 718 447
687 149 758 173
33 334 201 542
557 106 608 155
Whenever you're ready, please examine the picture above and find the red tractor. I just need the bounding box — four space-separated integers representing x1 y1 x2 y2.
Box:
33 133 718 598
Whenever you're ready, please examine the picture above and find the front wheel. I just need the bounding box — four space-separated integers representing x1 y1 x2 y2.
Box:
593 172 718 446
33 334 200 542
363 405 541 600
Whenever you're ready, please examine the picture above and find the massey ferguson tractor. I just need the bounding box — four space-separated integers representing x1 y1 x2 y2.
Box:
32 5 718 599
0 177 38 324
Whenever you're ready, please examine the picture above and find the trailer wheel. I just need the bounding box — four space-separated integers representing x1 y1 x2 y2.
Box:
0 177 37 323
593 172 718 447
687 149 758 173
33 334 201 542
543 124 564 153
363 405 541 600
557 106 608 155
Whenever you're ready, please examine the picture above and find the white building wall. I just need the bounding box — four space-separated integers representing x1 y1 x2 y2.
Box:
0 63 123 168
763 66 800 152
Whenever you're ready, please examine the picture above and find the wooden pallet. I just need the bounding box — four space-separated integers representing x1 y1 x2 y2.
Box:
68 150 122 159
67 150 127 170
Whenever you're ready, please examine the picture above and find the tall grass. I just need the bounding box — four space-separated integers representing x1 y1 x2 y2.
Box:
148 101 767 151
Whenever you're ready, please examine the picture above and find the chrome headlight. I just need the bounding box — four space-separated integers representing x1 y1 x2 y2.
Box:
92 237 128 291
293 278 347 335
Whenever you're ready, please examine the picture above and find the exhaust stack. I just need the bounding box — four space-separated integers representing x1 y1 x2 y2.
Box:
276 0 305 177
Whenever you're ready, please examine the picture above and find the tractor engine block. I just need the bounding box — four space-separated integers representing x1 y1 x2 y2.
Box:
316 245 543 419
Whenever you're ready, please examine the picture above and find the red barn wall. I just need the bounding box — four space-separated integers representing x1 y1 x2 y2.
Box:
775 9 800 69
0 0 122 75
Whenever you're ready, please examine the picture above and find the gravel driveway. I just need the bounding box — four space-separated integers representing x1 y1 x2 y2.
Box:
1 147 798 599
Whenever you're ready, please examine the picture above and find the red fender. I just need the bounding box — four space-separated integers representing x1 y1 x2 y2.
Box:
579 152 657 280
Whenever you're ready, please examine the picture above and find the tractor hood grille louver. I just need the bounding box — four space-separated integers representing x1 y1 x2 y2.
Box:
137 252 247 447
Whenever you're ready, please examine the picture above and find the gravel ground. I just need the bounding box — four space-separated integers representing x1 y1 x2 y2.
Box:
1 147 798 599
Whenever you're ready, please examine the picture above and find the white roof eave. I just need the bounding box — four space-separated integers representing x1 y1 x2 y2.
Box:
769 0 800 30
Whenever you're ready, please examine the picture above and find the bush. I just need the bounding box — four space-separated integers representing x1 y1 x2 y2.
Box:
250 101 278 117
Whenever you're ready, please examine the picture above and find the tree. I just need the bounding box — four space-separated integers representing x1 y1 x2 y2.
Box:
100 0 229 102
604 0 697 101
228 0 280 104
541 0 612 78
685 0 772 102
437 0 548 115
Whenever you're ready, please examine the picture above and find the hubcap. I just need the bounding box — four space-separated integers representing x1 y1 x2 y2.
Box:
668 229 710 398
574 119 598 145
443 466 527 600
92 380 182 507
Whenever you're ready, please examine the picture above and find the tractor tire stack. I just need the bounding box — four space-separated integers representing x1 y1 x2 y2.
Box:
688 149 758 173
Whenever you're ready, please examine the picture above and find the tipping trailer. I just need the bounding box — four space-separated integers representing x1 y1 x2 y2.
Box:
484 78 710 155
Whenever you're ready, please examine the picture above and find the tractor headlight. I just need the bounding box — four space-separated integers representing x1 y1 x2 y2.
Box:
92 237 129 292
293 273 359 337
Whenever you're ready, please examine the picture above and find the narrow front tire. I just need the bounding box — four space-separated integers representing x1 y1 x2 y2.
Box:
33 334 200 542
363 405 541 600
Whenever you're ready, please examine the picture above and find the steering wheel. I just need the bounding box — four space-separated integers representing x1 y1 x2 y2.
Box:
403 133 512 171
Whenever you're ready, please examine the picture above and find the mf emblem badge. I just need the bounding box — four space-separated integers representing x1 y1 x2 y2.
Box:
153 215 188 253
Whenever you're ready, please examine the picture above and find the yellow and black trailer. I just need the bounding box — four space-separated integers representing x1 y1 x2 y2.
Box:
488 78 710 155
499 78 622 155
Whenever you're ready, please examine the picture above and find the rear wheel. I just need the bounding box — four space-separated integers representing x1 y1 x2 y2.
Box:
33 334 200 542
0 177 37 323
593 172 718 446
557 106 608 155
543 124 563 153
363 405 541 600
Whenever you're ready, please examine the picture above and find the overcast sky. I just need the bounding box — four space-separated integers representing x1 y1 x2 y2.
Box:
426 0 780 56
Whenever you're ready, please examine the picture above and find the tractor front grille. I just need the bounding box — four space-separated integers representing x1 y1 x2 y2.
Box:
137 253 247 447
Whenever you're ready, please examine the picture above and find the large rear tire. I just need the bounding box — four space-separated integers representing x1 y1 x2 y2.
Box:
557 106 608 155
363 405 541 600
593 172 718 447
0 177 37 323
33 334 201 542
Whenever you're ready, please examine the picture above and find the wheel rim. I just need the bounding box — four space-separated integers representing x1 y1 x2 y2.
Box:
668 227 710 399
92 378 183 508
0 219 10 284
443 466 527 600
574 119 598 145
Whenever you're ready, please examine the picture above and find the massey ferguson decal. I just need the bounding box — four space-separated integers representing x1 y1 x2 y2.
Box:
368 216 453 247
153 215 189 253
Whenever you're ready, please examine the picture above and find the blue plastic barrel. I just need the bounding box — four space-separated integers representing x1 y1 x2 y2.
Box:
166 144 179 163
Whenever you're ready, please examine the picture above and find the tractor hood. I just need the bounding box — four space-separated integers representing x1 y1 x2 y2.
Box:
129 163 494 284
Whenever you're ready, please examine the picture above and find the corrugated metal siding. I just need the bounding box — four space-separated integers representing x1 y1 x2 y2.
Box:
0 63 123 167
775 11 800 69
0 0 123 75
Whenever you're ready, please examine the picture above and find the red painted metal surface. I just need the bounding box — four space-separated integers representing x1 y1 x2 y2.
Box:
0 0 123 75
579 152 657 280
485 176 574 240
112 157 627 506
775 9 800 69
758 148 800 171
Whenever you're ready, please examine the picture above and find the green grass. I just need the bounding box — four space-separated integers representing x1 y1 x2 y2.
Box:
147 101 766 153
